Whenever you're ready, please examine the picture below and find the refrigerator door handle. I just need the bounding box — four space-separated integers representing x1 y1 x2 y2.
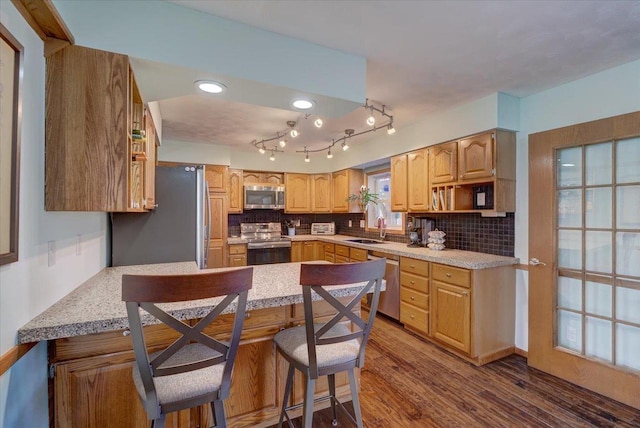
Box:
204 181 211 267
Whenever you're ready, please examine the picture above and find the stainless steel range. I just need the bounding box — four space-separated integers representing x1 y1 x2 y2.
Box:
241 222 292 265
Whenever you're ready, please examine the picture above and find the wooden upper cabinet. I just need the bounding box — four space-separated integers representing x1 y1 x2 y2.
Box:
143 110 158 209
243 171 283 185
311 174 332 213
407 148 430 211
46 45 150 212
332 169 364 213
390 154 408 211
228 169 243 213
285 173 311 213
205 165 228 193
429 141 458 184
458 132 494 181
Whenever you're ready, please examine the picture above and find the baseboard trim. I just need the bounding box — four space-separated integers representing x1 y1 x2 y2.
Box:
514 347 528 358
0 342 37 376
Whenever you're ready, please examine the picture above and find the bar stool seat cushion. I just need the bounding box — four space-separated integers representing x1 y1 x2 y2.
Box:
274 323 360 369
132 343 225 406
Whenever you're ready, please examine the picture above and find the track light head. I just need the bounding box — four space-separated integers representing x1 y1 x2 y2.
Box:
279 138 286 148
269 152 275 161
259 145 266 154
327 149 333 159
342 141 349 151
387 124 396 135
314 118 323 128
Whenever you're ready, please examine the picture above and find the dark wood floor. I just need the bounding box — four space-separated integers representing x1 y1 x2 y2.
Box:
269 315 640 427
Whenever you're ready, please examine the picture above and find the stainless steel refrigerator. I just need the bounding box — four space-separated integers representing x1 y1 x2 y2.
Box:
111 165 210 268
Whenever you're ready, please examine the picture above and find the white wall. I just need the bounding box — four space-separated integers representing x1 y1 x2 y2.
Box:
0 3 109 427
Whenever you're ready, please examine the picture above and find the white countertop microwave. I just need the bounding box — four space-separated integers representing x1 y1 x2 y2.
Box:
244 185 285 210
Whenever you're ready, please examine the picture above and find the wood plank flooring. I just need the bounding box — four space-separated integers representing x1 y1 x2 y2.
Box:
269 315 640 427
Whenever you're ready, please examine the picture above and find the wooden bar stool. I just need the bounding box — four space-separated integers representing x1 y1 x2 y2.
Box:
122 267 253 428
274 259 386 427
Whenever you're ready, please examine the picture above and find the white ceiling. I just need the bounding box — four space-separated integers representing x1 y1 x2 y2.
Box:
153 0 640 155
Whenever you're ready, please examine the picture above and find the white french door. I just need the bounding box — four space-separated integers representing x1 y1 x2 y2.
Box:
528 112 640 409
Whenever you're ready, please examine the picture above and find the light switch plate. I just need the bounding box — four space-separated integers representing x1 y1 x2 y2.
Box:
359 219 365 228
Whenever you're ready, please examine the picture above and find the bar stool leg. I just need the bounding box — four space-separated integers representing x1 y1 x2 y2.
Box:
348 369 363 428
212 400 227 428
278 364 295 428
303 377 316 428
328 373 338 426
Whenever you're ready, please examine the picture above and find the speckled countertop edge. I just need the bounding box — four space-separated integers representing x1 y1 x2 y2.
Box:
17 261 373 344
228 234 519 269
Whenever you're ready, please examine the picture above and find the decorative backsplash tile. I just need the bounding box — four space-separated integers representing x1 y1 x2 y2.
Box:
228 211 514 256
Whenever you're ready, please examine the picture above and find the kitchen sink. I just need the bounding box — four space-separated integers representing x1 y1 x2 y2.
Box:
345 239 386 244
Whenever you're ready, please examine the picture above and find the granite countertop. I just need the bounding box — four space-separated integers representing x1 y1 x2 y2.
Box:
17 261 374 344
228 234 518 269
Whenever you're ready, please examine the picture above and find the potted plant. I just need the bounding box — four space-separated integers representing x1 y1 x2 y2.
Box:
347 185 379 213
284 219 296 236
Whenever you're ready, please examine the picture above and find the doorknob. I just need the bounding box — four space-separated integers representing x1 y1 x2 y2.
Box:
529 258 547 266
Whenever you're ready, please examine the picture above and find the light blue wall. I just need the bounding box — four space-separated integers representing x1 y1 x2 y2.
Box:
0 3 109 427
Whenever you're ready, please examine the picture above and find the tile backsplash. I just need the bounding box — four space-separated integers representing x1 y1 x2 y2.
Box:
228 211 514 257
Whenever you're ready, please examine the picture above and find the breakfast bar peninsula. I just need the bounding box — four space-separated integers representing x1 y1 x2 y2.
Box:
18 261 371 428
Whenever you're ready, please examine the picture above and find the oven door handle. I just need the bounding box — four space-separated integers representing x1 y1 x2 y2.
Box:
247 242 292 249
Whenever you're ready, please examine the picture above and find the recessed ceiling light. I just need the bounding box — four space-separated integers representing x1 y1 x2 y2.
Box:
195 80 226 94
293 99 314 110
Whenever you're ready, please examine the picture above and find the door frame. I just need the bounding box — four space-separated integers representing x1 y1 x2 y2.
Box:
528 111 640 409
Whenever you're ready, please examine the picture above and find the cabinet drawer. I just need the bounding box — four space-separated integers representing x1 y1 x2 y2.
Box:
349 248 367 262
291 296 353 322
400 272 429 293
400 287 428 310
400 302 428 334
432 263 471 288
335 255 349 264
202 306 287 338
228 244 246 255
325 253 335 263
228 255 246 267
335 245 349 257
400 257 429 277
323 243 335 253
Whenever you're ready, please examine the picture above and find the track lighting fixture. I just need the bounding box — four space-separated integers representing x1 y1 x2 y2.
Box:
366 107 376 126
270 152 275 161
251 100 394 162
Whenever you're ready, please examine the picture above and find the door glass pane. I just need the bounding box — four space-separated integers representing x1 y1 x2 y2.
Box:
558 189 582 228
585 142 612 185
558 310 582 352
585 317 612 362
616 232 640 277
585 280 612 317
557 276 582 310
616 137 640 184
616 285 640 324
585 231 612 274
616 186 640 230
558 147 582 188
585 187 612 229
616 323 640 371
558 230 582 270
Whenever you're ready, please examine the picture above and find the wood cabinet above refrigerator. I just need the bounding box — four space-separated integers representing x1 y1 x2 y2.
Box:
45 45 157 212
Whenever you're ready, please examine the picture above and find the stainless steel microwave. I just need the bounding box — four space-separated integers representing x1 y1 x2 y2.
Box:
244 185 285 209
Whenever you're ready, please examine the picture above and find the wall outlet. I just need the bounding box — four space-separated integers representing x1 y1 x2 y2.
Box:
48 241 56 267
348 220 353 227
294 219 300 227
359 219 365 228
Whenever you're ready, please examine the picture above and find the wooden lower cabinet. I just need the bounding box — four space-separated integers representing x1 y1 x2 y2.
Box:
429 263 515 365
49 304 357 427
228 244 247 267
292 241 324 262
399 257 430 335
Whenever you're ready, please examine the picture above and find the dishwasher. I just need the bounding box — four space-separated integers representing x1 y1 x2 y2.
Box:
367 251 400 320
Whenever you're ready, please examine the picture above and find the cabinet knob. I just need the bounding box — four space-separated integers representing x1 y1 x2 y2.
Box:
463 291 469 296
122 329 131 337
446 273 451 278
410 265 415 269
245 313 251 319
410 315 415 319
410 280 415 284
410 296 415 301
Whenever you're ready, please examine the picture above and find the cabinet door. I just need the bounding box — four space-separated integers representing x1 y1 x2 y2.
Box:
430 141 458 184
243 171 262 184
207 194 227 268
431 280 470 353
285 174 311 213
459 132 494 181
205 165 228 193
302 241 316 261
228 169 243 213
390 154 408 211
54 353 194 428
263 173 284 185
407 149 430 211
331 170 349 212
291 242 302 262
311 174 332 213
